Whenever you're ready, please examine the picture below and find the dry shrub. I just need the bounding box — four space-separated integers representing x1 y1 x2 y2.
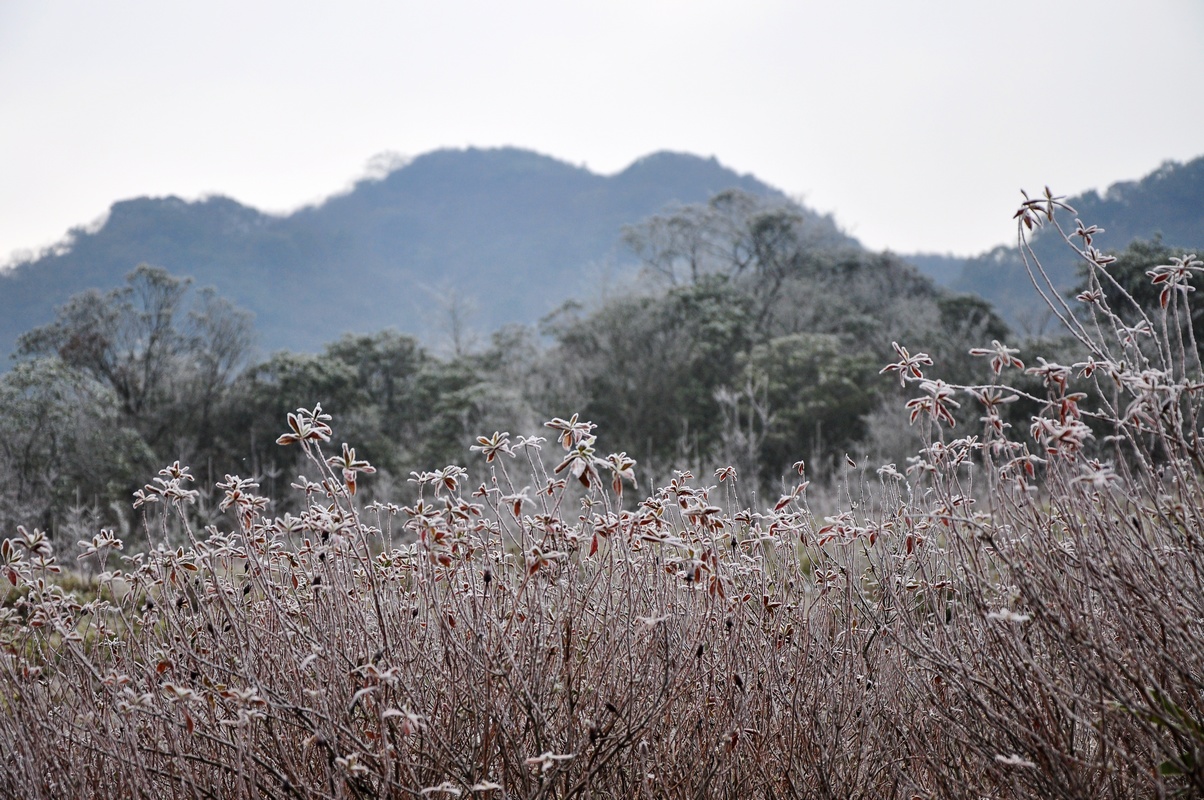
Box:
0 192 1201 799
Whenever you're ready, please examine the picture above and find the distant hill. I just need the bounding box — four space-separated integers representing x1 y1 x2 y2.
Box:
904 156 1204 332
0 148 816 359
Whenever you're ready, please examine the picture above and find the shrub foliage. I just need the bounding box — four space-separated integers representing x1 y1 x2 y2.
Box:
1 192 1203 798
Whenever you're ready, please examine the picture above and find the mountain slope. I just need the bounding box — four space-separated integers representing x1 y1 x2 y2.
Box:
904 156 1204 330
0 148 799 359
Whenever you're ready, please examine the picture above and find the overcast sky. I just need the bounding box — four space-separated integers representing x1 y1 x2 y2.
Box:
2 0 1202 265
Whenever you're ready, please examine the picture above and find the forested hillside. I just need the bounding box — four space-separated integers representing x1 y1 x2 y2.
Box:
0 149 803 358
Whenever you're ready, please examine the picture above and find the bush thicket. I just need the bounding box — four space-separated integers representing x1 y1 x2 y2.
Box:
0 190 1202 798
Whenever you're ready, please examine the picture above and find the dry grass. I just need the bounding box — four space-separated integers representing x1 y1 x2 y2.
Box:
1 193 1202 798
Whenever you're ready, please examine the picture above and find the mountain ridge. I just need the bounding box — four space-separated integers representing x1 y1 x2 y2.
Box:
0 148 796 360
7 148 1201 361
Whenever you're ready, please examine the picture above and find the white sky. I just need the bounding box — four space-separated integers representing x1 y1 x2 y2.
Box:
1 0 1202 264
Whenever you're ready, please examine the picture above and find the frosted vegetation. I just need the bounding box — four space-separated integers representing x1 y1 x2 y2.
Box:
1 191 1203 797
